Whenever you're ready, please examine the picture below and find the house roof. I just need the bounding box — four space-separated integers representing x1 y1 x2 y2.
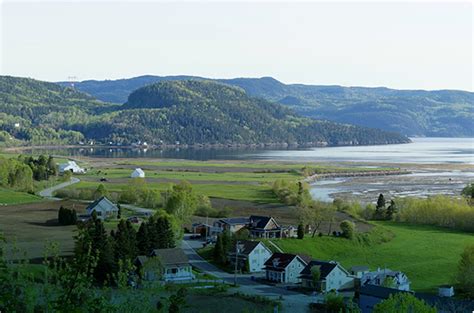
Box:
132 168 145 175
151 248 189 266
135 255 148 266
249 215 280 230
86 196 119 213
359 284 411 299
229 240 270 256
264 253 306 271
217 217 249 226
350 265 369 272
300 260 338 279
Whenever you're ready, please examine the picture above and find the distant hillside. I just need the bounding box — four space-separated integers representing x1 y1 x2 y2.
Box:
60 76 474 137
1 76 409 146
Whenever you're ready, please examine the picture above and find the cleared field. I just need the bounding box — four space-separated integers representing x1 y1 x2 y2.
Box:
0 188 43 205
273 222 474 292
0 200 87 260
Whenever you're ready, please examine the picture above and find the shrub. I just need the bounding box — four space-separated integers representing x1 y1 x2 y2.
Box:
340 220 356 239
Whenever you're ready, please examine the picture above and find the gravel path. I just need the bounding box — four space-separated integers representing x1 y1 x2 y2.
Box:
38 177 81 199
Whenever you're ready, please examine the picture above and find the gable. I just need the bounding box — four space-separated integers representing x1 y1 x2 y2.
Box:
248 242 272 258
264 218 280 230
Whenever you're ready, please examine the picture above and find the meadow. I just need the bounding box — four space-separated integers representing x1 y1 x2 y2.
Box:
271 221 474 292
0 188 42 205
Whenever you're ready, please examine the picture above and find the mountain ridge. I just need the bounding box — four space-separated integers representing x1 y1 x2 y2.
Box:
1 76 409 146
58 75 474 137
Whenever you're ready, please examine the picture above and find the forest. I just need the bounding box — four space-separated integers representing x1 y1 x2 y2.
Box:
0 76 409 146
60 75 474 137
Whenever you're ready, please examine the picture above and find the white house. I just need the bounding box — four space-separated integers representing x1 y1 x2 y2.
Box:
361 268 411 291
131 168 145 178
86 196 119 220
264 253 308 284
228 240 272 273
300 260 354 292
150 248 194 282
59 161 85 174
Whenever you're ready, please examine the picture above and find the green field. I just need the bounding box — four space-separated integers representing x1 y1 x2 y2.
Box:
0 188 42 205
271 222 474 292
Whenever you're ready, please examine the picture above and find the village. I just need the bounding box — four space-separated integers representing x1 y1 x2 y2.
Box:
53 160 471 313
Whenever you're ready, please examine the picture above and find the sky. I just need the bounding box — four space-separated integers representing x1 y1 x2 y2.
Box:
1 1 472 91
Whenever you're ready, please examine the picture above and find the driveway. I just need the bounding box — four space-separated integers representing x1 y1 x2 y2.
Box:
181 235 317 312
38 177 81 199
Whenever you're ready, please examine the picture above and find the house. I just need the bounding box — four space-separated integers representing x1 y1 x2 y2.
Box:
59 161 85 174
228 240 272 273
131 168 145 178
192 223 222 238
358 284 411 313
213 217 249 233
248 215 282 239
86 196 119 220
438 285 454 297
358 284 474 313
300 260 354 292
361 268 410 291
349 265 370 278
282 225 298 238
264 253 308 284
151 248 194 282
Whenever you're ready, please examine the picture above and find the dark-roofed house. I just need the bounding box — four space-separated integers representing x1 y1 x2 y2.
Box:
264 252 308 283
86 196 119 220
300 260 354 292
358 284 474 313
248 215 282 238
213 217 249 233
358 284 411 313
228 240 272 273
150 248 194 282
361 268 411 291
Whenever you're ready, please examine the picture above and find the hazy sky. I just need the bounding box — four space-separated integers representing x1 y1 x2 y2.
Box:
1 1 472 91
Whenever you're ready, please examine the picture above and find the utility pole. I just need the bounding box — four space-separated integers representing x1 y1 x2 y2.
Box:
234 240 240 286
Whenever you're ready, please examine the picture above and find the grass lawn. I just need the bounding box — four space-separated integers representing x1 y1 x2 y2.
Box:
272 222 474 293
0 188 43 205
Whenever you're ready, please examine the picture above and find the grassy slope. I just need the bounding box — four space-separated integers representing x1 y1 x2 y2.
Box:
0 188 42 205
273 222 474 292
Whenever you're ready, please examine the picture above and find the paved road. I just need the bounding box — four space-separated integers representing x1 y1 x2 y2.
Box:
181 235 317 312
38 177 81 199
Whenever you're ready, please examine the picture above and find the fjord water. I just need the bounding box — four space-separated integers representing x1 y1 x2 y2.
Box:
24 137 474 164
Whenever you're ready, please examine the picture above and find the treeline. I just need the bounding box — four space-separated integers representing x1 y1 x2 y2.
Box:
0 154 57 192
395 196 474 232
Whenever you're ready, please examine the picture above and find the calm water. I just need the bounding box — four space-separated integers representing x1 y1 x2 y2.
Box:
24 137 474 164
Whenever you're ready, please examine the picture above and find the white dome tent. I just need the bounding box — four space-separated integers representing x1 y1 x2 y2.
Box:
131 168 145 178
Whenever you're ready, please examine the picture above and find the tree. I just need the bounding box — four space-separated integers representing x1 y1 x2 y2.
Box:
311 265 321 290
386 200 397 220
213 234 226 265
164 181 197 223
47 155 58 177
340 220 356 239
325 292 345 313
297 223 305 239
94 184 109 200
137 222 151 255
456 244 474 298
374 193 386 220
117 204 122 219
113 219 138 263
299 202 335 237
373 293 436 313
168 287 187 313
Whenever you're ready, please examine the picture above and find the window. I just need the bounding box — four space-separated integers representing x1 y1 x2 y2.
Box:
172 268 178 274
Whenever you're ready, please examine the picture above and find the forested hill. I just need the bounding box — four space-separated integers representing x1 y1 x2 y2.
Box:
0 76 409 146
116 80 409 146
60 76 474 137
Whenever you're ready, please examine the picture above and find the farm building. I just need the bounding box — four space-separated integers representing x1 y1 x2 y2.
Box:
131 168 145 178
58 161 85 174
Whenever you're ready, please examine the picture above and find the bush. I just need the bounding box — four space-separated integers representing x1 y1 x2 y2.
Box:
340 220 356 239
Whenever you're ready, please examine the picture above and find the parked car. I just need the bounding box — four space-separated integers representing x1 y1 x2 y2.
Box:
127 216 142 224
100 177 108 182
